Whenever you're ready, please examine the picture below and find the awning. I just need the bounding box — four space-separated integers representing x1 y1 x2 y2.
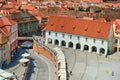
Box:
0 69 15 79
19 58 29 63
21 53 30 57
20 41 32 48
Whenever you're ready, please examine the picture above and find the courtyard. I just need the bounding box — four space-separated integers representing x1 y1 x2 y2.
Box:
62 48 120 80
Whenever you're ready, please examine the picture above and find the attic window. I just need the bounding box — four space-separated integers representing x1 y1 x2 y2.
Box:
97 29 101 33
51 23 54 26
84 27 88 31
61 25 64 28
72 26 76 29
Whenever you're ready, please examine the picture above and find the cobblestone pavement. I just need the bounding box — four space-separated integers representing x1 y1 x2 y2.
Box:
27 49 56 80
62 48 120 80
2 47 27 80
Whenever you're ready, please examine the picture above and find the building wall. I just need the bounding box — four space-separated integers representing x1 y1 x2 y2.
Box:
45 30 110 55
1 43 11 65
33 42 58 80
18 21 38 37
108 25 114 53
112 23 120 52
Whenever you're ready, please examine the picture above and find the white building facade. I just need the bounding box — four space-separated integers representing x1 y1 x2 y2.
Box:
44 16 113 56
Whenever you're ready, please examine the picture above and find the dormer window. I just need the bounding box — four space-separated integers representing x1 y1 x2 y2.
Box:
84 27 88 31
97 29 101 33
51 23 54 26
61 25 64 28
72 26 76 29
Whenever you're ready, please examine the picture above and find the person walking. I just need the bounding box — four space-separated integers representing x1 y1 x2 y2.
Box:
70 71 72 75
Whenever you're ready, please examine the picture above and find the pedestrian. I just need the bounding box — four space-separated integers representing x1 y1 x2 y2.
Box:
112 71 114 76
70 71 72 75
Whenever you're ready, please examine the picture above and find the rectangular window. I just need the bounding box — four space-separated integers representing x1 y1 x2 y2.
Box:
55 33 57 37
102 40 104 44
77 36 80 40
93 39 96 43
3 46 6 51
86 38 88 42
115 39 117 43
62 34 64 38
49 31 51 35
4 53 6 57
70 35 72 39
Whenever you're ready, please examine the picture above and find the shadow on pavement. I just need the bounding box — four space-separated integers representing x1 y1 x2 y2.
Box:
27 58 36 80
2 47 26 70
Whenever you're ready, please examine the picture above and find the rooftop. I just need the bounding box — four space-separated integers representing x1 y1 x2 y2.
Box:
44 16 112 40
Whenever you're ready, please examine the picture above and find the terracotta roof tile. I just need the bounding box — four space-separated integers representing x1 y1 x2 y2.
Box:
1 17 11 26
0 27 9 36
21 5 35 11
82 0 102 3
115 19 120 33
44 16 112 40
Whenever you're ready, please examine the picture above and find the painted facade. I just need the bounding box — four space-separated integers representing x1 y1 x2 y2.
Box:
7 11 39 37
9 21 18 60
113 20 120 52
44 16 113 56
0 30 10 66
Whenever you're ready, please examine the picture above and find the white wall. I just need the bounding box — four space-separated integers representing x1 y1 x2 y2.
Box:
45 30 110 55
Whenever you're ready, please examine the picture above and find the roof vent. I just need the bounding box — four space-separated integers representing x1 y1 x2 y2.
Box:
51 23 54 26
84 27 88 31
72 26 76 29
61 25 64 28
97 29 101 33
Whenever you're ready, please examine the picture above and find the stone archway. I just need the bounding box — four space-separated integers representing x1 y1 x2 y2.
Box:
84 45 89 51
48 38 52 44
54 39 59 45
76 43 81 49
68 42 73 48
91 46 97 52
100 48 105 54
61 40 66 47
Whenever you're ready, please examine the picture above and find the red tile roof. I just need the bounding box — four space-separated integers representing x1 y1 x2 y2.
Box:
44 16 112 40
94 18 106 22
82 0 102 3
0 17 17 37
1 17 11 26
115 19 120 33
21 5 35 11
0 27 9 36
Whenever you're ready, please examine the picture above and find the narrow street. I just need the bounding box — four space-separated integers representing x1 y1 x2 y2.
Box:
27 49 56 80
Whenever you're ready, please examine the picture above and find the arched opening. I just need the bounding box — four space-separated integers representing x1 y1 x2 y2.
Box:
100 48 105 54
84 45 89 51
48 38 52 44
76 43 81 49
54 39 59 45
91 46 97 52
68 42 73 48
114 47 117 52
61 40 66 46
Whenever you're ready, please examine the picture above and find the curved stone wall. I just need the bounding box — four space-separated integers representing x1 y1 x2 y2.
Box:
33 40 58 80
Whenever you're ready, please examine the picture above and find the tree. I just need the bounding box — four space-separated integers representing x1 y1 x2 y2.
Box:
103 0 107 2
